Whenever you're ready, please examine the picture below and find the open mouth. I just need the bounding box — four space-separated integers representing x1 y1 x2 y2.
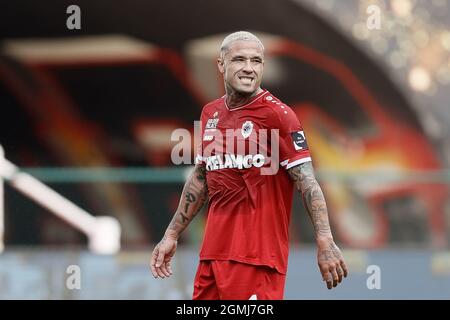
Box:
238 76 254 84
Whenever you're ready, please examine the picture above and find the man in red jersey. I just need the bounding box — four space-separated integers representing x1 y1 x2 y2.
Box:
150 31 348 299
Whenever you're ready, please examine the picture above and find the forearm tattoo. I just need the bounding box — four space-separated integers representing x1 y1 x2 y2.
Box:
287 162 332 238
167 165 208 237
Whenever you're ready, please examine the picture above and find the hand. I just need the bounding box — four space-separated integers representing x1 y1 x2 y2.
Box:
317 238 348 289
150 235 178 279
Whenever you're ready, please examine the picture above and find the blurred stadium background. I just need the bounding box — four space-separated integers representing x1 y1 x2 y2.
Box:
1 0 450 299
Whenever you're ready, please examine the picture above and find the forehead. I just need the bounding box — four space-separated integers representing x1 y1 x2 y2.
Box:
225 40 264 58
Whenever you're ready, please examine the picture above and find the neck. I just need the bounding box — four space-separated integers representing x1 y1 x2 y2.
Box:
225 87 263 109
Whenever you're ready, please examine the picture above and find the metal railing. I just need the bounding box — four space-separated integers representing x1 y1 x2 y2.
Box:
17 166 450 184
2 143 450 251
0 145 121 254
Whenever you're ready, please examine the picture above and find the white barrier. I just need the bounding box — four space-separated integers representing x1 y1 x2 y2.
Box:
0 145 120 254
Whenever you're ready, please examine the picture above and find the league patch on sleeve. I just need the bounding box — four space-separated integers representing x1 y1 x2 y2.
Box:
290 131 308 151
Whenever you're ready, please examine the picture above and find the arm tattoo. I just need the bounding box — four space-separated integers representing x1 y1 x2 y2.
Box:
287 162 332 238
166 164 208 238
318 249 333 262
328 242 342 259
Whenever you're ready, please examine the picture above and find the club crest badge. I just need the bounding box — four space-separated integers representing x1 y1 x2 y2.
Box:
241 121 253 139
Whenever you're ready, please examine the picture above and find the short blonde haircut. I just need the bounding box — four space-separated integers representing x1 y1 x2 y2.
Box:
220 31 264 59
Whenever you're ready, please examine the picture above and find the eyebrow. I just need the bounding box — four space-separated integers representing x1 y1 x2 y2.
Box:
231 55 263 60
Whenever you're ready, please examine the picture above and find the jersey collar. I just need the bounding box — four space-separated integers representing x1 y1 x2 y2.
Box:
224 90 268 111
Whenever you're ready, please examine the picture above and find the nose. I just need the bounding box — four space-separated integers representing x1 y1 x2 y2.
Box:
242 60 253 73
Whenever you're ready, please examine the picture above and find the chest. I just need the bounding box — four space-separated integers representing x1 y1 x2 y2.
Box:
202 107 275 156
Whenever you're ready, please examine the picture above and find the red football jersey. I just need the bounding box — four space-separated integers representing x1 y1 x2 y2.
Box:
196 90 311 274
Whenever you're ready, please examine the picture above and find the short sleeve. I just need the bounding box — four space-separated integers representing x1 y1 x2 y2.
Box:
195 108 206 165
277 107 312 170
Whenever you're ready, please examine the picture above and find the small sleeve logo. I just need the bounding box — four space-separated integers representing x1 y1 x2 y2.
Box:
291 131 308 150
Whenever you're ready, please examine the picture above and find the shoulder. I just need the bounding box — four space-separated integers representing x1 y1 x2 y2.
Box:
259 92 298 126
200 97 224 118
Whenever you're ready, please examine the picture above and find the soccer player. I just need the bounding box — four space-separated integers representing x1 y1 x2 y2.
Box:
150 31 348 299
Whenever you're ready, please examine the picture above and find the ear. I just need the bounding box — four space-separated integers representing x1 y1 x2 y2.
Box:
217 58 224 74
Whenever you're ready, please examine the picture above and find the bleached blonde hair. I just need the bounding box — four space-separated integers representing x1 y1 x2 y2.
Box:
220 31 264 59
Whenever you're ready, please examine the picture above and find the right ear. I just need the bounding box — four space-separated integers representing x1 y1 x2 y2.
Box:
217 58 224 74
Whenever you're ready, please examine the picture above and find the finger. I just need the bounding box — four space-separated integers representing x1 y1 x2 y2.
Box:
330 267 339 287
320 266 329 281
150 249 159 278
325 273 333 290
156 249 165 268
336 266 343 283
319 265 332 289
150 264 158 278
162 252 174 276
340 260 349 278
160 261 171 277
155 265 166 278
155 250 167 278
166 260 173 275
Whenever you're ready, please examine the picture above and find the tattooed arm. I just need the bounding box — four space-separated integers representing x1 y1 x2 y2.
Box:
287 161 348 289
150 164 208 279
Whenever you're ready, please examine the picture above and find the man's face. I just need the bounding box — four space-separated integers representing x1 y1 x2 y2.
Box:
218 40 264 95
